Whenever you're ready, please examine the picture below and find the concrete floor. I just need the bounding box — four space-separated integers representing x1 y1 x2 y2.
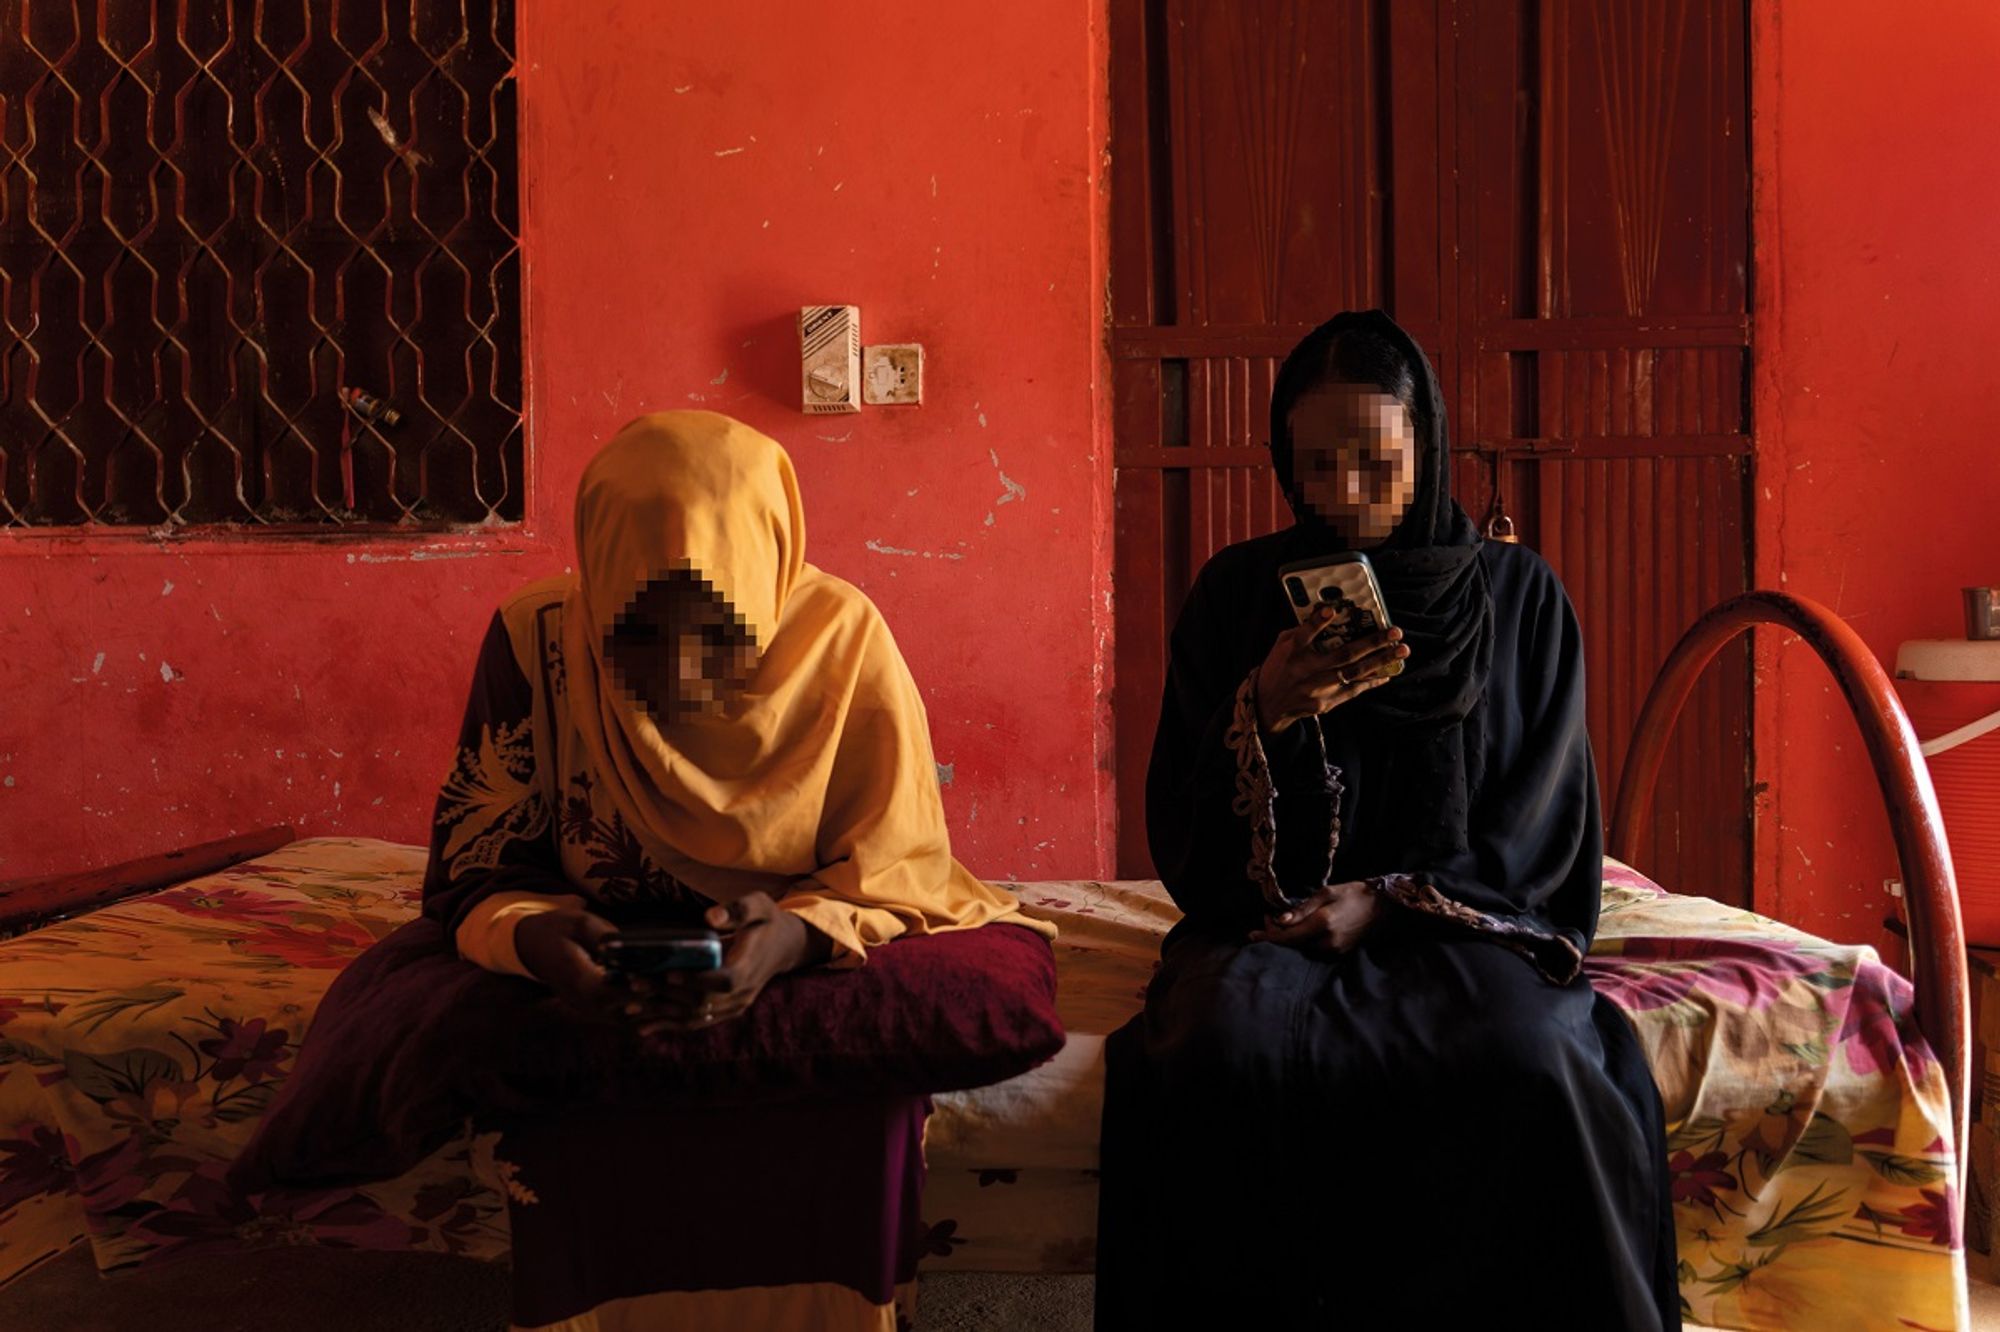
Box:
2 1243 1995 1330
0 1246 508 1332
0 1246 1095 1332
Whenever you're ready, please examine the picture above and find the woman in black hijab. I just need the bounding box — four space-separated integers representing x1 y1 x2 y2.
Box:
1095 311 1680 1329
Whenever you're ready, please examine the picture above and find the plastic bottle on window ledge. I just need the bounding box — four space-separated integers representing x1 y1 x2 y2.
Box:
340 386 403 428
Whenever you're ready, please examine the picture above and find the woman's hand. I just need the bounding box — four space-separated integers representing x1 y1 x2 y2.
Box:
1254 606 1409 733
633 892 830 1037
514 906 623 1016
1248 880 1381 956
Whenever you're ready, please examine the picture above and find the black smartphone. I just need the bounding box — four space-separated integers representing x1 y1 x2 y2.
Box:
597 927 724 976
1276 551 1403 676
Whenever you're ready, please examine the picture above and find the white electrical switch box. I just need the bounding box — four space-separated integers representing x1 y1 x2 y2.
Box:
799 305 861 414
863 343 924 405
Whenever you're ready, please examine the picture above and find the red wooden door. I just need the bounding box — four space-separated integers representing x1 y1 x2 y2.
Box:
1109 0 1753 905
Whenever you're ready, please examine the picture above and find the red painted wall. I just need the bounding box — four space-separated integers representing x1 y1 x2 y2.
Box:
1750 0 2000 943
13 1 1992 948
0 4 1115 883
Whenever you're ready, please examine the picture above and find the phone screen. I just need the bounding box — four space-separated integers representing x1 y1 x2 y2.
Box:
598 929 724 975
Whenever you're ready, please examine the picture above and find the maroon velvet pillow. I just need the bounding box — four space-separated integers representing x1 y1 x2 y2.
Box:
231 918 1063 1191
656 921 1063 1093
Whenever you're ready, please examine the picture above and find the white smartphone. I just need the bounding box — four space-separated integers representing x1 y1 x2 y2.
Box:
1276 551 1403 677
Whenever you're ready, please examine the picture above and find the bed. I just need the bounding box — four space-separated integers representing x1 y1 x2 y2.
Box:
0 592 1973 1331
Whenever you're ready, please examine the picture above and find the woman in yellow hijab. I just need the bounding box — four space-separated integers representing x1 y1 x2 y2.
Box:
419 410 1055 1331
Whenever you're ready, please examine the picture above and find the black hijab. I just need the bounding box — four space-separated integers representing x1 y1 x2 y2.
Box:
1268 309 1495 862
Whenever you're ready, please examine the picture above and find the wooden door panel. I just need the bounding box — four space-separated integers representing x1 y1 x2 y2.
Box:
1539 346 1748 439
1109 0 1413 875
1454 0 1748 325
1160 0 1388 324
1533 454 1751 899
1548 0 1750 319
1456 0 1752 903
1110 350 1295 875
1110 358 1172 877
1108 0 1752 902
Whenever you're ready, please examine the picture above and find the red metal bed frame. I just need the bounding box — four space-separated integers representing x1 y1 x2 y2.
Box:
1 591 1974 1185
1611 590 1971 1186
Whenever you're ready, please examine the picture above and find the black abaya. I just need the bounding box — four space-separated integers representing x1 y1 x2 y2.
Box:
1094 533 1682 1329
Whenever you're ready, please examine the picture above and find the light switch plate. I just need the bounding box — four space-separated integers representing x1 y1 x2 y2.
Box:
862 343 924 405
799 305 861 414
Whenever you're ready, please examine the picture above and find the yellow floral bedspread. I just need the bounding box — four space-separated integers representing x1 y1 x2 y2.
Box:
0 840 511 1284
1591 862 1966 1331
0 841 1967 1330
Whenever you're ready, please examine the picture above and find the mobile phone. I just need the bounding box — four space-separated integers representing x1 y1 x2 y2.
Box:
1277 551 1403 677
597 927 724 975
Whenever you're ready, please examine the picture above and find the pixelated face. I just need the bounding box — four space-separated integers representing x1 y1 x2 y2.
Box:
1287 383 1418 545
604 567 760 725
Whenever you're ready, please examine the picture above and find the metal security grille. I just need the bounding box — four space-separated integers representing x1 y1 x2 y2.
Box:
0 0 521 529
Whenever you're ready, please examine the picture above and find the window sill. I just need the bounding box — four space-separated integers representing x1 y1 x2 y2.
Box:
0 521 554 560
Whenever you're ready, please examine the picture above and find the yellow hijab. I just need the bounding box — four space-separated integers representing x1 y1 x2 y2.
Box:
542 411 1049 963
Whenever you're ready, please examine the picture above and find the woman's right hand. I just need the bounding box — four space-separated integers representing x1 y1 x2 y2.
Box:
514 907 623 1016
1254 606 1409 733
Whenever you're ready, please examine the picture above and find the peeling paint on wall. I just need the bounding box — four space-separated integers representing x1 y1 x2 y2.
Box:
864 539 965 562
984 449 1027 529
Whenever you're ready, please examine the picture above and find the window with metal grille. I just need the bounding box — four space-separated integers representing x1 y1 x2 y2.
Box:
0 0 520 530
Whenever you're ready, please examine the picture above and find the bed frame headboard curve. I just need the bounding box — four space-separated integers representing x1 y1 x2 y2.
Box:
1610 591 1969 1186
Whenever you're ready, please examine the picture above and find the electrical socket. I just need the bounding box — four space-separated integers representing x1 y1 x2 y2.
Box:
862 343 923 405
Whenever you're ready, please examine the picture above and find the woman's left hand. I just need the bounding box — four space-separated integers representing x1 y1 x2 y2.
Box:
631 893 821 1037
1248 880 1381 956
